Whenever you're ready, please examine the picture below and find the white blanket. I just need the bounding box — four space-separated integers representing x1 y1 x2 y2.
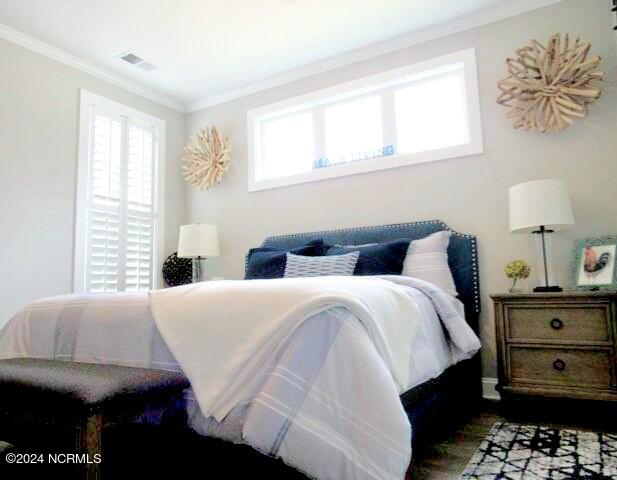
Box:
149 276 421 421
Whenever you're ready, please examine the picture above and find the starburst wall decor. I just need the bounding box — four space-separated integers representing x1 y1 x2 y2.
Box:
182 126 230 190
497 33 603 133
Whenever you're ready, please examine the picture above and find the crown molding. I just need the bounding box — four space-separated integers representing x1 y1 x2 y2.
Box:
0 23 187 113
0 0 564 115
187 0 563 113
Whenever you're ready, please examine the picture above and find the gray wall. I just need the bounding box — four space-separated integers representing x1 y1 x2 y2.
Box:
0 38 186 327
185 0 617 378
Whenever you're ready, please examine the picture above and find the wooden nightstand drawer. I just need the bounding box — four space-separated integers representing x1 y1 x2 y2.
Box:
507 305 610 343
509 346 612 389
494 292 617 402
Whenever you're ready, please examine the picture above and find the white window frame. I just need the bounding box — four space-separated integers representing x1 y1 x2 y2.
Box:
247 48 483 192
74 89 166 293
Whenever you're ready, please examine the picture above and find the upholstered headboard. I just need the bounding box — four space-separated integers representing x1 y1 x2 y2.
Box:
252 220 481 333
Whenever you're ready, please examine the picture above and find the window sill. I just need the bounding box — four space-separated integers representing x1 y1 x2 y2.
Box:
248 140 483 192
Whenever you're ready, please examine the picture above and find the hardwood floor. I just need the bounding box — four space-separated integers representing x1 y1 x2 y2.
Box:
408 402 499 480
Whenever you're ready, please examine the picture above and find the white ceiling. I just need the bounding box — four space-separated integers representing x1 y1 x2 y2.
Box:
0 0 560 112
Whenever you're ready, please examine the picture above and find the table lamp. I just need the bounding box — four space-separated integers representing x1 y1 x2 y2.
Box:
177 224 220 283
509 179 575 292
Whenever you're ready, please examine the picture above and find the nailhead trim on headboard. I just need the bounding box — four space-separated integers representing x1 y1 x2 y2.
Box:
255 220 481 314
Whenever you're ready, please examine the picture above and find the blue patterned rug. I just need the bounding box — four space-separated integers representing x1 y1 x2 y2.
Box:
460 421 617 479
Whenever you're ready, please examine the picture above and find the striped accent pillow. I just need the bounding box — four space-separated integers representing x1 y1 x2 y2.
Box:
401 230 458 296
284 251 359 278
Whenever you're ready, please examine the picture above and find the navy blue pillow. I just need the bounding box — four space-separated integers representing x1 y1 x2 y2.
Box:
245 240 327 279
325 239 410 275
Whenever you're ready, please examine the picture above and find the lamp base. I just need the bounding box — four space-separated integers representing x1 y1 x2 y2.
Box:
192 257 203 283
533 285 563 293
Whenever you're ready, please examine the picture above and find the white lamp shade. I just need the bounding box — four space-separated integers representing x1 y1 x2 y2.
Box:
178 224 220 258
509 179 575 234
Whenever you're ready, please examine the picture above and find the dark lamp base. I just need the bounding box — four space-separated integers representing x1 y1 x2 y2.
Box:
533 286 563 293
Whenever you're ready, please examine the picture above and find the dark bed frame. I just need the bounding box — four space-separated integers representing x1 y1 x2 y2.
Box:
259 220 483 453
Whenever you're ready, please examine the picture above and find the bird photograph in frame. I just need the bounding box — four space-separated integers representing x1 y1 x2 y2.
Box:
571 236 617 290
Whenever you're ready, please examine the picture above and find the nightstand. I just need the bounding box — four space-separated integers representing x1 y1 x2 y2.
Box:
491 292 617 402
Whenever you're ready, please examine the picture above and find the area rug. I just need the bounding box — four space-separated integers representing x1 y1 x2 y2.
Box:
460 421 617 479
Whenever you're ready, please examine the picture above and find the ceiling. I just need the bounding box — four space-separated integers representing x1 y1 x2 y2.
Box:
0 0 559 112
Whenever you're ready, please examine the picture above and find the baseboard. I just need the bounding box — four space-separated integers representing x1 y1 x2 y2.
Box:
482 377 501 401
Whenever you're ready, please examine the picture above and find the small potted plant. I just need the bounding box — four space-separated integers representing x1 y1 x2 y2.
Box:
505 260 531 293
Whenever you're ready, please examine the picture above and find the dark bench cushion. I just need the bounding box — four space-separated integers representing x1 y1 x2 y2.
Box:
0 358 189 423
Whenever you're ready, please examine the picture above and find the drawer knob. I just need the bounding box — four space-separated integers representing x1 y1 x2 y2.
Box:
553 359 566 372
550 318 564 330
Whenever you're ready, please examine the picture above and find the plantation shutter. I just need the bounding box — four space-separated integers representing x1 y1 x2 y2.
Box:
84 107 157 293
125 122 155 292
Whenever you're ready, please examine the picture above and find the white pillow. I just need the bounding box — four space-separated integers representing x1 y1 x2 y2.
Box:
284 251 359 278
401 230 458 296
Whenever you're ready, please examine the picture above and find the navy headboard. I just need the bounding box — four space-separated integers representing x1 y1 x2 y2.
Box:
256 220 480 333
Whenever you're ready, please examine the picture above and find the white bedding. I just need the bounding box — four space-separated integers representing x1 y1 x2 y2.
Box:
0 276 480 480
0 287 463 392
149 276 421 420
406 288 462 389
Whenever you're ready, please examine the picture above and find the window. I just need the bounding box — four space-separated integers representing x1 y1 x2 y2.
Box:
74 90 165 293
394 74 468 154
324 96 383 165
248 48 482 192
262 112 314 178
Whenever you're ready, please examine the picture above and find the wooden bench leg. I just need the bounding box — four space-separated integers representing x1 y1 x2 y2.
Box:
75 414 102 480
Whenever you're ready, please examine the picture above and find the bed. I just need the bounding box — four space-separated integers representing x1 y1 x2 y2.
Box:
0 219 481 478
258 220 483 450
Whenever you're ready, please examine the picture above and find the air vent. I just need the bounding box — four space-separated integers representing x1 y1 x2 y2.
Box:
119 52 157 72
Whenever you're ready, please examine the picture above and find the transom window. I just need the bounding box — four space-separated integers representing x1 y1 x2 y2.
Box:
74 90 165 293
248 48 482 192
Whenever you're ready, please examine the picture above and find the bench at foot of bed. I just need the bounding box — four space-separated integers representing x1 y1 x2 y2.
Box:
0 358 188 479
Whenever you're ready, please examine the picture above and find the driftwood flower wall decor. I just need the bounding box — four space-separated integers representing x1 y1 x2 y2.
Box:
182 126 230 190
497 33 603 133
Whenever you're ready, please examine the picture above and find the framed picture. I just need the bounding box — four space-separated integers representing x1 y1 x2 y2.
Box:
570 236 617 290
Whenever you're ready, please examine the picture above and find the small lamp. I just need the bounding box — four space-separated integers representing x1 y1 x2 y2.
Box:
509 179 575 292
177 224 220 283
